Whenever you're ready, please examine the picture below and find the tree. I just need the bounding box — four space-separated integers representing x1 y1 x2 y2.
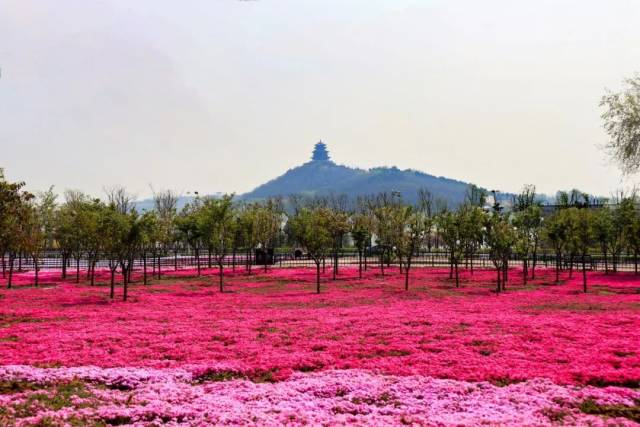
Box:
253 197 284 273
237 204 259 274
138 211 159 285
465 184 488 208
325 195 350 280
628 212 640 275
22 198 50 287
0 169 32 285
610 196 635 272
176 199 205 276
152 189 178 277
436 210 463 287
98 206 129 299
289 207 333 293
119 210 143 301
417 189 435 251
513 204 542 283
484 213 516 293
544 210 570 284
393 205 427 290
369 192 402 277
199 195 235 292
600 75 640 174
592 207 614 274
573 208 595 292
457 204 485 276
350 210 372 279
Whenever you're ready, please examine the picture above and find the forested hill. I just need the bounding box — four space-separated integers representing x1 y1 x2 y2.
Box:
239 159 474 206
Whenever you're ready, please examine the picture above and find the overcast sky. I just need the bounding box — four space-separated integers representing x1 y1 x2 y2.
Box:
1 0 639 199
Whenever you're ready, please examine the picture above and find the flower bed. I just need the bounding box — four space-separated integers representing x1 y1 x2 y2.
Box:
1 366 639 426
1 266 639 424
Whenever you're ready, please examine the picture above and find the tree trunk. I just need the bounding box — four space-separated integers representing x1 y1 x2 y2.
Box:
358 250 363 279
569 254 574 279
531 245 538 279
364 247 368 271
449 250 454 279
109 269 115 299
90 260 96 286
7 255 15 288
496 267 501 294
523 258 528 285
219 263 224 292
76 257 80 283
61 253 67 279
1 253 5 279
157 252 162 279
143 251 148 285
454 260 459 288
503 258 508 287
555 251 561 284
175 249 178 271
582 253 587 293
379 252 384 277
196 248 201 276
316 261 321 294
33 256 39 287
603 250 609 274
635 250 638 275
123 266 128 301
405 258 411 290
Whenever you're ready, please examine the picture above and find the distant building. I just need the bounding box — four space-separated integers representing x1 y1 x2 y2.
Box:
311 141 330 162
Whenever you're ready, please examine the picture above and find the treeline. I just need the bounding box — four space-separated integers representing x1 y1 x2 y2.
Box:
2 169 640 300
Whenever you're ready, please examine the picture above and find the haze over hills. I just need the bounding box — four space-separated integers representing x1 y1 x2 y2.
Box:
238 142 476 206
134 142 480 210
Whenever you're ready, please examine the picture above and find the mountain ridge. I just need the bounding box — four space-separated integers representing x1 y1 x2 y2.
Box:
238 157 475 206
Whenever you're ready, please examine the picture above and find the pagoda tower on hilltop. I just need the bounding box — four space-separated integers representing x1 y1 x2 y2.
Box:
311 140 330 162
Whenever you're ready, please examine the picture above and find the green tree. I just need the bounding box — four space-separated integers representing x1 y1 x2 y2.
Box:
152 189 178 277
199 195 235 292
98 206 129 299
458 204 485 276
289 207 333 293
176 199 205 276
600 75 640 174
393 205 427 290
544 210 571 284
0 170 32 285
437 210 463 287
484 213 516 293
628 212 640 275
350 210 372 279
573 208 595 292
610 197 635 272
592 207 614 274
138 211 159 285
253 197 284 273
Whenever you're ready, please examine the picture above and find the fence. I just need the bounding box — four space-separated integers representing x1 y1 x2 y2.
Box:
2 247 639 275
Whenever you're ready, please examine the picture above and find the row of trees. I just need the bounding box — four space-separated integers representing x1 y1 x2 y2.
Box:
3 168 640 298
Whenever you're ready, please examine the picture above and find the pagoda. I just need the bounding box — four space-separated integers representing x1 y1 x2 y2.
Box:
311 141 330 161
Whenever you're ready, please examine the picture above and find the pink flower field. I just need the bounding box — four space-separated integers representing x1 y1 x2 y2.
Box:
1 266 640 425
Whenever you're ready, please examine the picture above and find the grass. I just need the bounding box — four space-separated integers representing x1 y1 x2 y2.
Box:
579 399 640 422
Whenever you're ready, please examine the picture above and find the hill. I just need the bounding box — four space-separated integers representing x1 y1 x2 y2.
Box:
239 143 476 206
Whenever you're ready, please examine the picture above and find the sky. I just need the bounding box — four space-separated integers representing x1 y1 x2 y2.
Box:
1 0 639 199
